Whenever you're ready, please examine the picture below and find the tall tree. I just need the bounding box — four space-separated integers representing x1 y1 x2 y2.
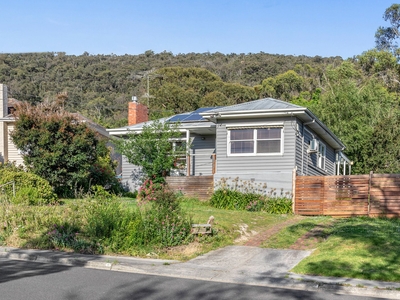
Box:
375 4 400 55
311 61 400 174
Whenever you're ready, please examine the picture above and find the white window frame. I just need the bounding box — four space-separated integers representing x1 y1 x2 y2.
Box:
317 141 326 169
227 126 284 156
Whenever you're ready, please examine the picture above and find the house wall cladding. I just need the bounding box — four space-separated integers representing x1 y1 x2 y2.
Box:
120 156 143 191
214 117 296 193
0 84 7 163
190 134 215 176
6 124 23 166
295 121 336 176
295 173 400 217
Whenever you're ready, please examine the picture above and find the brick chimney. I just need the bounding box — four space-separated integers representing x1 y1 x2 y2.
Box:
128 96 148 126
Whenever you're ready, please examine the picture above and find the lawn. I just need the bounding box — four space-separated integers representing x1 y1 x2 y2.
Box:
290 217 400 282
3 195 400 282
0 196 299 261
262 215 400 282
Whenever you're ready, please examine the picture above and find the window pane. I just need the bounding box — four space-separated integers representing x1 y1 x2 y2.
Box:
257 140 281 153
257 128 281 139
231 129 253 140
231 141 254 153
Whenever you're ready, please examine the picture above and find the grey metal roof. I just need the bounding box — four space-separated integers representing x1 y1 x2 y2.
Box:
205 98 303 114
107 116 216 136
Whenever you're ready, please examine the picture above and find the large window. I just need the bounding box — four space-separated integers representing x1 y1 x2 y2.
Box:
228 127 282 155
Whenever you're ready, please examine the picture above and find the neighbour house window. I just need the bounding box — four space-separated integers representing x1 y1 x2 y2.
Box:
228 127 283 155
317 141 326 169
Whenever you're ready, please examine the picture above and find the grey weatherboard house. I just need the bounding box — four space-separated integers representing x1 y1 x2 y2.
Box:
107 98 351 194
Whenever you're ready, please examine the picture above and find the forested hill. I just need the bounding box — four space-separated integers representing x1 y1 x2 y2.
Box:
0 51 341 126
2 50 400 174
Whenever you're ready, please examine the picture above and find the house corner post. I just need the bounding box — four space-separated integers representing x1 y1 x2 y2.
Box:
292 167 297 214
368 171 373 216
186 129 190 176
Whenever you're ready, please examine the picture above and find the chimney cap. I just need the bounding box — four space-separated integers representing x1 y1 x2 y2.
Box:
132 96 138 102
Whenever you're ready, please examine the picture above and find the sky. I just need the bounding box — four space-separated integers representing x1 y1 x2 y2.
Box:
1 0 397 59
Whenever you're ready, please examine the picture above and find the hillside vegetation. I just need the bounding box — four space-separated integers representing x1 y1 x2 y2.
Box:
0 51 341 126
1 49 400 174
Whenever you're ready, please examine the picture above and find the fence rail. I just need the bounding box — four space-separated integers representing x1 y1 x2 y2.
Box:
295 173 400 217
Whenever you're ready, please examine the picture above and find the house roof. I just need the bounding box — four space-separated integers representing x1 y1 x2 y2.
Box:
201 98 345 150
107 108 218 136
204 98 303 114
107 98 345 150
71 113 110 139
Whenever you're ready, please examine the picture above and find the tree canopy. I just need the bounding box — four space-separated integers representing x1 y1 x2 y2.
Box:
10 99 115 196
115 120 184 183
375 4 400 55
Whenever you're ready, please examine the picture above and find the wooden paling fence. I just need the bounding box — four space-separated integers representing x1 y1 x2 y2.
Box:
166 176 213 200
295 173 400 217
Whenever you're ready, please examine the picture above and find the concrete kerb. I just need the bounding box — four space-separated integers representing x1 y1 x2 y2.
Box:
1 246 400 299
0 246 178 269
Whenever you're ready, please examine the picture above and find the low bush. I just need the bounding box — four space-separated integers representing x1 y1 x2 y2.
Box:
64 186 192 254
210 189 262 210
142 188 192 247
0 169 58 205
265 197 293 214
210 177 292 214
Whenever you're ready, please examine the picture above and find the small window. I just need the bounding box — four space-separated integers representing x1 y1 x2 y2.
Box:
317 142 326 169
228 127 283 155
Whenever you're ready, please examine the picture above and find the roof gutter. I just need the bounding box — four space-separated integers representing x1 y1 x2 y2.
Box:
304 109 345 150
202 109 306 120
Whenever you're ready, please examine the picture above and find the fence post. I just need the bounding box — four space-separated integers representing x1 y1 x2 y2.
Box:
211 154 216 175
186 154 191 176
292 167 296 214
368 171 373 216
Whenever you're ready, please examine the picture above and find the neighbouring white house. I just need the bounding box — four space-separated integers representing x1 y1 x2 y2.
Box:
107 97 352 194
0 84 121 174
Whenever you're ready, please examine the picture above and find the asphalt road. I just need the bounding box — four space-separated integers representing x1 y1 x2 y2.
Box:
0 259 385 300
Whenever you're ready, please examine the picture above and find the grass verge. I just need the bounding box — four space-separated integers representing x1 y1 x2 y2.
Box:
261 216 332 249
0 197 299 261
291 217 400 282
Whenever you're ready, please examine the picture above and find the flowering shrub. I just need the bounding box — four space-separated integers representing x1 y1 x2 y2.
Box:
138 177 163 202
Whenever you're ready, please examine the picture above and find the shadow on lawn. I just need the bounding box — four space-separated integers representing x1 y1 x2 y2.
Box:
291 217 400 282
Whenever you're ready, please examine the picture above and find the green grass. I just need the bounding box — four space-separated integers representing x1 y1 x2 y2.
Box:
5 195 400 282
262 216 332 249
169 197 298 260
292 217 400 282
0 196 298 261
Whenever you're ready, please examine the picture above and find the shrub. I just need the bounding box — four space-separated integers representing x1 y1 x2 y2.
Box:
88 145 123 194
142 188 192 247
210 189 262 210
82 187 192 252
47 223 102 254
210 177 293 214
138 177 164 201
0 169 58 205
265 198 293 214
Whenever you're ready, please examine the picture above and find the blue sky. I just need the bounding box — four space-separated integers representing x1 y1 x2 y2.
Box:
1 0 396 58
